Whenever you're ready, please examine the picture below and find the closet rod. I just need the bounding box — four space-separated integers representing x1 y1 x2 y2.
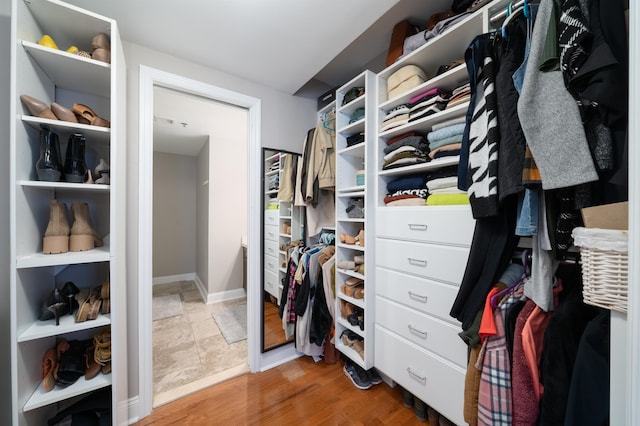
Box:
489 0 526 24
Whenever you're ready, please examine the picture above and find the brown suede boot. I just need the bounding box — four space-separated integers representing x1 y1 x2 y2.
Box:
69 201 103 252
43 200 70 254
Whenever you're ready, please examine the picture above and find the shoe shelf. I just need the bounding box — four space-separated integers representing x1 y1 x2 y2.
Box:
16 246 111 269
18 314 111 343
21 41 110 97
334 70 376 371
21 115 111 144
23 373 111 413
11 0 125 423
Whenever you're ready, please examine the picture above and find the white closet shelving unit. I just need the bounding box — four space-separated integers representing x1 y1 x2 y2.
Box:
373 7 488 426
263 150 302 306
334 70 376 369
9 0 127 424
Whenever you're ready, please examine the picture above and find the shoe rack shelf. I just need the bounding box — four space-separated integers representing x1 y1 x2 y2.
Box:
334 70 376 370
10 0 126 424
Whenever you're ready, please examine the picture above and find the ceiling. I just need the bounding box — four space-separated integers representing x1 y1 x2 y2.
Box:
62 0 454 98
61 0 456 155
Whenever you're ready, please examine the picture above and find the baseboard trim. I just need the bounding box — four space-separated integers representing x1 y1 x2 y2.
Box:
127 395 140 425
206 287 247 304
152 273 196 285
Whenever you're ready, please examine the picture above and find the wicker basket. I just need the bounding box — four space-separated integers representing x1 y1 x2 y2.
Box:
572 227 629 313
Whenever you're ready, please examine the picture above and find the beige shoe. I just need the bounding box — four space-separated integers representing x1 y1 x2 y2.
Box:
69 201 103 252
51 102 78 123
20 94 58 121
43 200 70 254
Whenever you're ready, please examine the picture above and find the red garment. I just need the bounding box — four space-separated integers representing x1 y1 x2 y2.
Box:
478 287 501 343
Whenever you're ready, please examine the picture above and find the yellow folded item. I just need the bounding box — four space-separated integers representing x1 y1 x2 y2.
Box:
426 193 470 206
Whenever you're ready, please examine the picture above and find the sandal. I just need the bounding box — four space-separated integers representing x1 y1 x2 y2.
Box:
72 103 110 128
94 329 111 374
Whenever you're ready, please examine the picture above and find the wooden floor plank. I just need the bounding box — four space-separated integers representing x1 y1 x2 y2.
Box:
134 356 426 425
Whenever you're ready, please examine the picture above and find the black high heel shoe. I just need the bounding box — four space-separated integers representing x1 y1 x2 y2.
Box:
39 288 69 326
60 281 80 316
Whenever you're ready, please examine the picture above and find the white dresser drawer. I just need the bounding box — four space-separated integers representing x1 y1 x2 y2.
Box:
376 239 469 285
264 239 279 259
264 254 279 275
264 209 279 226
375 267 460 325
375 326 465 426
264 268 280 298
376 206 475 246
264 224 279 242
375 297 467 368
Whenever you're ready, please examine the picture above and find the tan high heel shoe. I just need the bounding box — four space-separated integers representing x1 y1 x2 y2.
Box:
72 103 110 128
20 95 58 121
91 33 111 64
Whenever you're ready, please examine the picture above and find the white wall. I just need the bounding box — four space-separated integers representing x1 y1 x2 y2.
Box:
152 151 197 277
123 41 317 400
196 141 209 291
0 7 12 425
208 107 248 295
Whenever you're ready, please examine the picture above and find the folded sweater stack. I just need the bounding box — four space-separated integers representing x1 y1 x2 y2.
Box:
424 166 469 205
382 132 430 171
408 88 450 122
426 120 465 160
384 173 428 206
446 82 471 109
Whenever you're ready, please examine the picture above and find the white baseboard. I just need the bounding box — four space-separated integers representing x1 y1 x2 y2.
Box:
152 273 196 285
206 287 247 304
127 395 140 425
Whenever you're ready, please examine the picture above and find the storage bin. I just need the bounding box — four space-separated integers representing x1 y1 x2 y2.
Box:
356 170 365 186
572 227 629 313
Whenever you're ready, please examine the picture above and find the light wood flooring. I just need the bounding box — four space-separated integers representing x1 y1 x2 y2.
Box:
263 299 293 350
134 356 428 425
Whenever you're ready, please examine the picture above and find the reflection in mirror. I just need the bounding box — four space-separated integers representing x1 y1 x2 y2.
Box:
262 148 303 352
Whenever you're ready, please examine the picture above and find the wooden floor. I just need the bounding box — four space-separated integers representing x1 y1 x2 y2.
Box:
134 356 424 425
263 299 293 350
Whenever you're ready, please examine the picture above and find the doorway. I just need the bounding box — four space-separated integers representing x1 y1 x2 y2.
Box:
138 66 263 418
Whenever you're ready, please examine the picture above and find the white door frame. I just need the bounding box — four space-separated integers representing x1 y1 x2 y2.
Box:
137 65 262 418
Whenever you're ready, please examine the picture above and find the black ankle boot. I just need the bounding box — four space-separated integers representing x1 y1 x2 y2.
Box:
63 133 87 183
36 125 62 182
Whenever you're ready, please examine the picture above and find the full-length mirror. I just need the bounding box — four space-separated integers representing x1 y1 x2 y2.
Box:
262 148 303 351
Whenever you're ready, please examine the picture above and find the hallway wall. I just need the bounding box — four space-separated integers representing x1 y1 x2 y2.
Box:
152 151 197 278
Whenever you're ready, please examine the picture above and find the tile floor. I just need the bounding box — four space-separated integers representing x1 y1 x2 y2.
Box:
152 280 249 406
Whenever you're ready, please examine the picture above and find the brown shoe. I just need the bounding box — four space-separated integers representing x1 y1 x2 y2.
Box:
20 94 57 120
51 102 78 123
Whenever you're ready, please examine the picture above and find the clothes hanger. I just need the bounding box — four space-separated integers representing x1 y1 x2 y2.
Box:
502 1 526 39
490 249 531 308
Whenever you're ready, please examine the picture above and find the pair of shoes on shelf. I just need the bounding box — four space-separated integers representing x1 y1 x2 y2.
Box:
21 94 110 128
43 199 103 254
339 229 365 246
341 283 364 299
281 222 291 235
343 358 371 390
85 329 111 379
75 280 110 322
38 32 110 64
39 281 80 326
347 308 364 330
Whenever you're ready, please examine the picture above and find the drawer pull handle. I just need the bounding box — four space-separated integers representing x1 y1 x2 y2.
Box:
408 223 428 231
408 258 427 267
268 232 275 238
268 247 274 253
407 367 426 384
267 263 274 269
408 291 428 303
408 324 428 339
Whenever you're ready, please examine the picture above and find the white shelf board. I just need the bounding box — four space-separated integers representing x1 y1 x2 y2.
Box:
337 142 365 157
279 233 291 238
336 269 365 281
265 169 279 177
337 118 365 135
22 41 110 98
266 189 278 195
338 185 366 194
336 243 365 252
337 317 365 338
21 115 111 145
337 217 365 224
19 180 110 192
16 245 110 269
337 95 365 116
23 373 111 412
18 313 111 342
379 156 460 178
337 291 365 310
335 340 365 368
